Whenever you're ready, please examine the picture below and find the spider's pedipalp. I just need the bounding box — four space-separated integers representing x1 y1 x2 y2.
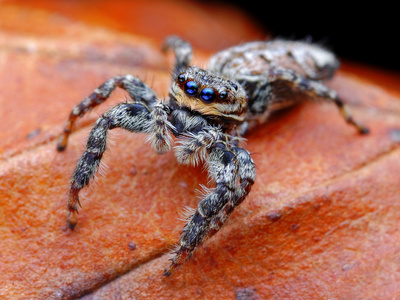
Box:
148 102 174 154
174 125 222 166
57 75 157 151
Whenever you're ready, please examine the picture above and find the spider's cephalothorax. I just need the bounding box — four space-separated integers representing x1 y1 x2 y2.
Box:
57 36 369 276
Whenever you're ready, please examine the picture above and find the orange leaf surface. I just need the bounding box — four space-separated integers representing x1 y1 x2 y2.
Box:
1 1 400 299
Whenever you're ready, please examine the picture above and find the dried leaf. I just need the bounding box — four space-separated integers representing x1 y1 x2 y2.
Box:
1 1 399 299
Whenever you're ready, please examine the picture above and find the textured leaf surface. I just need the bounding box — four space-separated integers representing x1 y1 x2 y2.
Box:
1 1 400 299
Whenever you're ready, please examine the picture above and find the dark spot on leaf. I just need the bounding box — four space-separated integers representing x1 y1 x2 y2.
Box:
389 129 400 142
26 128 41 140
130 166 137 176
342 263 355 271
266 210 282 222
235 287 259 300
128 242 137 250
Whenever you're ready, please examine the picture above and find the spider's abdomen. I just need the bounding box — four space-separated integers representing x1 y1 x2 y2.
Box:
208 40 339 81
208 40 340 128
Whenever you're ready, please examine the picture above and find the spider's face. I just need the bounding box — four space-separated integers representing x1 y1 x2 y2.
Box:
171 66 247 123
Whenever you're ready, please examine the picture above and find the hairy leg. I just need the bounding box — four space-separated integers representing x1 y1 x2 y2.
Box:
207 147 255 237
67 101 171 229
268 67 369 134
163 36 192 77
57 75 157 151
164 142 255 276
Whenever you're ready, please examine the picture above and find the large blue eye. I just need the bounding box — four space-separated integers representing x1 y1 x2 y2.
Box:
184 81 198 96
200 87 215 103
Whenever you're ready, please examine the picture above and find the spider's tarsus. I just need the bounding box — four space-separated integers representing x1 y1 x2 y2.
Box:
348 119 370 135
359 126 370 135
163 247 189 277
56 134 68 151
67 220 77 230
56 142 66 152
163 269 172 277
66 213 78 230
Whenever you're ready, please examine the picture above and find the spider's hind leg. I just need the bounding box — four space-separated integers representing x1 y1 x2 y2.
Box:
57 75 157 151
268 68 369 134
163 36 193 77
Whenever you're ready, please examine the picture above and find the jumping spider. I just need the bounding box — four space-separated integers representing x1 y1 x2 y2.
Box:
57 36 369 276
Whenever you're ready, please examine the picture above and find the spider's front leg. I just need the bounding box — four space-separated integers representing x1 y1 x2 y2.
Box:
164 142 255 276
207 147 256 236
57 75 157 151
67 101 172 229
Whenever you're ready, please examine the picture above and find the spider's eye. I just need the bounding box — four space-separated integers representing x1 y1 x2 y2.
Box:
184 81 198 96
219 90 228 100
178 73 185 83
228 80 238 90
200 87 215 103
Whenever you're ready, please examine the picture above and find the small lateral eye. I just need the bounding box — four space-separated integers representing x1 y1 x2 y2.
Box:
184 81 198 96
229 80 238 90
219 90 228 100
200 87 215 103
178 73 185 83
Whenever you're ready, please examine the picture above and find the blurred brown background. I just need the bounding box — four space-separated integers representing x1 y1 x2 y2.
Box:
226 1 399 72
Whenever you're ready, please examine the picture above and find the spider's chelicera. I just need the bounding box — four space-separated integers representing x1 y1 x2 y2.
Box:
57 36 369 276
